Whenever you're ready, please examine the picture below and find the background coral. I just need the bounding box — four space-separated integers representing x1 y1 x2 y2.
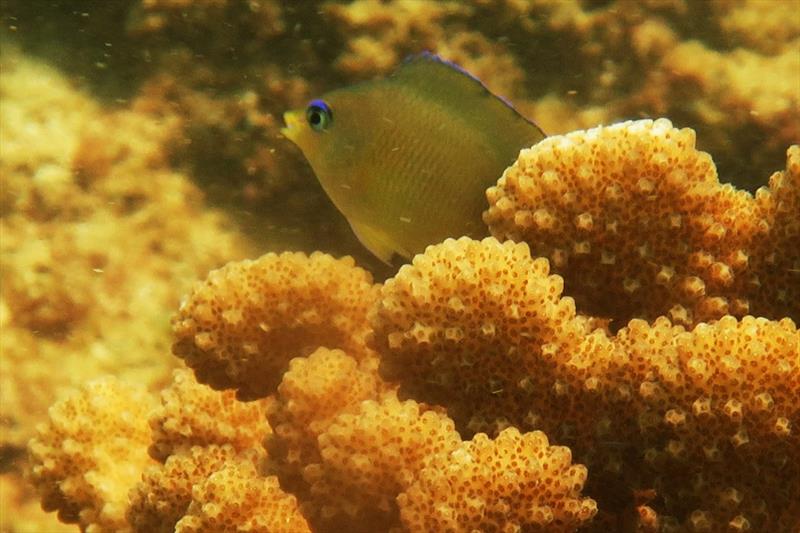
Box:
0 45 250 533
27 377 156 532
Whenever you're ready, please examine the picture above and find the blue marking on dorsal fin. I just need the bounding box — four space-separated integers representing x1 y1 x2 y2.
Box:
402 51 484 85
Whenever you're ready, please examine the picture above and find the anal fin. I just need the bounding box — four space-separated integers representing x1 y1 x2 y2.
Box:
350 220 407 264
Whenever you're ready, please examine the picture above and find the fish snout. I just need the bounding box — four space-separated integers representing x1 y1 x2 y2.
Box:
281 110 303 141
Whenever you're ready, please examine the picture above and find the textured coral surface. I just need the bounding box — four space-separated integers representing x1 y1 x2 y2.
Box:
2 0 799 531
486 119 799 327
25 234 798 532
171 252 379 399
27 377 157 532
375 236 798 531
399 428 598 533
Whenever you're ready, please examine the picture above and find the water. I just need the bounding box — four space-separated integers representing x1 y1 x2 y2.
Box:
1 1 798 531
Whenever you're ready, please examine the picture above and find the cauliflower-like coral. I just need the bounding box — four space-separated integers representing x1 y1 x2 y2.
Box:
618 315 800 531
398 428 597 532
27 377 156 532
304 396 461 531
373 236 618 432
174 458 311 533
750 145 800 320
148 368 271 462
28 231 798 530
172 251 379 399
485 119 797 326
127 444 251 533
374 236 800 530
265 347 387 493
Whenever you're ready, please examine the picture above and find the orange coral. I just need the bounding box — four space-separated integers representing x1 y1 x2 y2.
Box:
373 236 615 430
172 251 379 399
148 368 271 462
373 236 799 530
265 347 386 493
485 119 797 327
128 444 248 533
617 315 800 531
750 145 800 319
27 377 156 532
304 396 461 530
398 428 597 532
174 458 311 533
10 0 799 527
28 233 798 530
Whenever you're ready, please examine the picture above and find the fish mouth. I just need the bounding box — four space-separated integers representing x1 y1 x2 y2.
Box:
281 110 302 142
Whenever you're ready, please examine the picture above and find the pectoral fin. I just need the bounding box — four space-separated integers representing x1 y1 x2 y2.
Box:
350 220 408 264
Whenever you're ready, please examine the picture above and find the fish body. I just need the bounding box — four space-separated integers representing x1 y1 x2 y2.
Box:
282 53 545 263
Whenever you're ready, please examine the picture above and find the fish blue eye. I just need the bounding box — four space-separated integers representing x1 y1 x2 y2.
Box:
306 99 332 131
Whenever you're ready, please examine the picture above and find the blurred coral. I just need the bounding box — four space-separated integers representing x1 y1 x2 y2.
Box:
0 46 248 449
0 45 247 532
714 0 800 53
324 0 470 76
27 377 156 532
486 119 798 327
648 38 800 185
171 251 379 399
127 0 285 42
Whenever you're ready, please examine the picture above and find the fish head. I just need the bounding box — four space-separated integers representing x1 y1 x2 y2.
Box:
281 100 327 153
282 90 374 204
282 93 352 169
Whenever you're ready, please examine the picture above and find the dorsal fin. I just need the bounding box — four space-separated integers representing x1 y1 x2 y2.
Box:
391 52 545 139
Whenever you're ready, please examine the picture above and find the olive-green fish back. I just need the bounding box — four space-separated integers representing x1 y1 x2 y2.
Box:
388 54 545 156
